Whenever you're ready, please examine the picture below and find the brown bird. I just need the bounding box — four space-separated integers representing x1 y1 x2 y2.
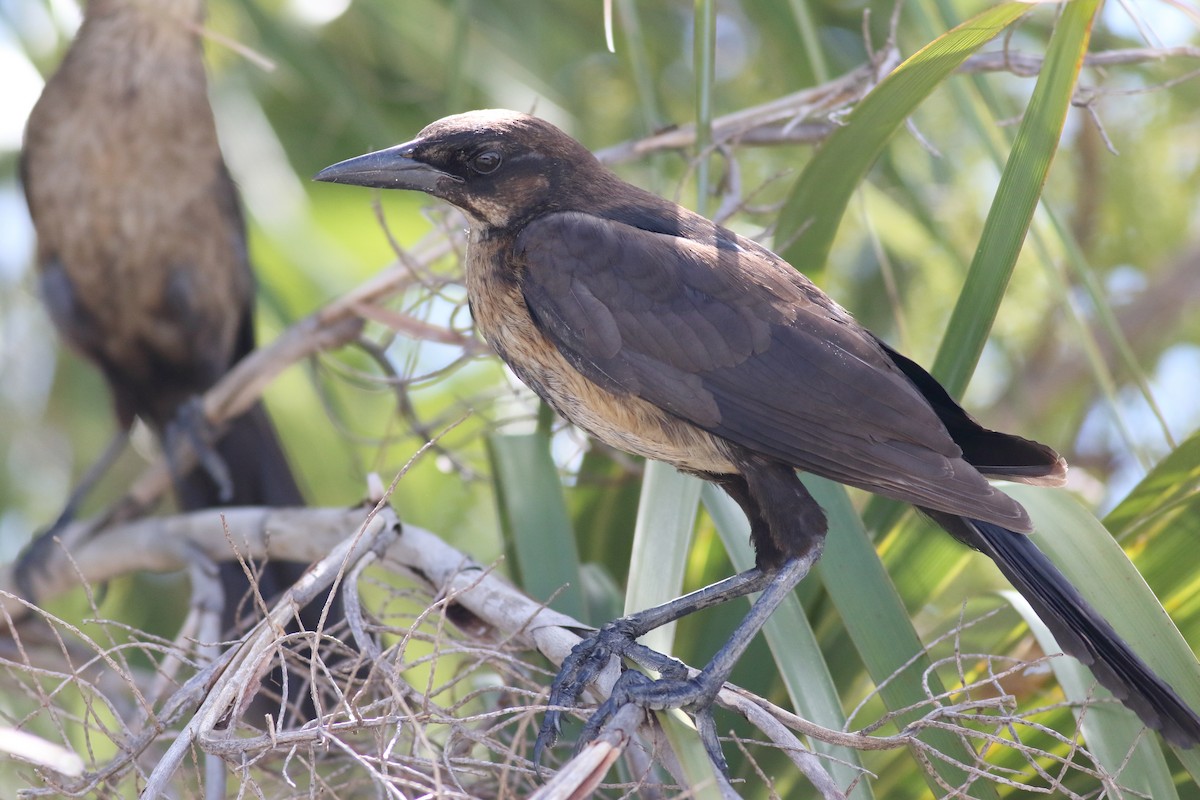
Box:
21 0 338 710
315 109 1200 766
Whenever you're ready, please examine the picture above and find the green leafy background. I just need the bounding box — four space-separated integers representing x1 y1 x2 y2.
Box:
2 0 1200 795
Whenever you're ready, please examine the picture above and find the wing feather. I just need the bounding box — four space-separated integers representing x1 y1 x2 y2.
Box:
516 211 1031 529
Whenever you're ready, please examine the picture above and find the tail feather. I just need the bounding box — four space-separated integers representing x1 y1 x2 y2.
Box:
177 401 344 715
923 509 1200 747
176 401 304 509
875 337 1068 485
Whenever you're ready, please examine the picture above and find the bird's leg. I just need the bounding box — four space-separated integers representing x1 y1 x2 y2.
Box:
51 429 131 530
14 429 130 601
164 397 233 503
533 550 819 771
595 551 819 774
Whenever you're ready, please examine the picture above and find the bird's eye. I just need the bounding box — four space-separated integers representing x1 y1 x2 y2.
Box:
469 151 502 174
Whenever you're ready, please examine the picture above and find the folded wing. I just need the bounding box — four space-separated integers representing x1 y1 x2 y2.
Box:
516 210 1035 530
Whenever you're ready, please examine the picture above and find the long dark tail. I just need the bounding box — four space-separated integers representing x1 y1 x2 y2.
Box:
875 337 1068 485
923 509 1200 747
177 402 344 712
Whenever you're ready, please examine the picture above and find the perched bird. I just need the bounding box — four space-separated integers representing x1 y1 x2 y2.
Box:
21 0 338 711
315 109 1200 765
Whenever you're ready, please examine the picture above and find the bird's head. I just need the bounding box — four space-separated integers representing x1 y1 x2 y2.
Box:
315 109 602 229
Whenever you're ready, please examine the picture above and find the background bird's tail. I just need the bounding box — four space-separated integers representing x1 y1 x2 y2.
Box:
177 402 343 712
923 508 1200 747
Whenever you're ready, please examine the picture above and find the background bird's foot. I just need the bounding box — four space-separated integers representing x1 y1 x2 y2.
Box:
165 398 233 502
14 520 72 604
14 428 132 604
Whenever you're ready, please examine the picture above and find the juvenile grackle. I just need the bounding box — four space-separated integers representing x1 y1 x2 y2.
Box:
21 0 340 710
316 109 1200 766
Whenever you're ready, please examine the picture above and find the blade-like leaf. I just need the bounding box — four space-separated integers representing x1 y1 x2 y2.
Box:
1104 426 1200 542
805 476 999 799
1003 590 1180 799
930 0 1100 397
625 461 702 653
1010 483 1200 779
776 2 1031 275
1017 487 1200 695
487 429 587 621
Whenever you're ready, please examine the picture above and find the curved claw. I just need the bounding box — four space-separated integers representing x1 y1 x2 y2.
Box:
577 669 655 746
533 621 725 773
534 629 619 770
14 520 69 603
694 706 731 778
165 398 233 502
534 618 664 770
577 668 731 776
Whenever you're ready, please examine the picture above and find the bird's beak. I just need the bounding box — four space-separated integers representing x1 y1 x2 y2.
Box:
313 143 458 192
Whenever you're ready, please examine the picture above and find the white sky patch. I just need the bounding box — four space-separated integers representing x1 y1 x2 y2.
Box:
285 0 352 27
47 0 82 34
0 43 45 151
1102 0 1200 48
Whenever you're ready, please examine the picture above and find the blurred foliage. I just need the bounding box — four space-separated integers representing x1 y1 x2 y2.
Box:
2 0 1200 796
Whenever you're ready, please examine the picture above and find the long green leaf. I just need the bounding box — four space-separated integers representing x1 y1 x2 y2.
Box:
487 430 587 621
1011 484 1200 780
805 476 999 799
1104 426 1200 542
931 0 1100 397
636 5 726 789
776 2 1031 275
1003 591 1180 799
625 462 701 654
867 0 1105 601
858 0 1098 538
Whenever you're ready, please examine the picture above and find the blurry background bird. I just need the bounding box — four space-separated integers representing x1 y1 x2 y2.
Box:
19 0 341 716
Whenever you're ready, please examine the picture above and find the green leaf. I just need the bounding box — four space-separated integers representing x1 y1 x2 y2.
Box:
805 476 999 799
776 1 1031 276
1104 427 1200 543
1017 487 1200 702
930 0 1100 397
624 461 702 653
1010 484 1200 778
1003 591 1180 800
486 429 587 621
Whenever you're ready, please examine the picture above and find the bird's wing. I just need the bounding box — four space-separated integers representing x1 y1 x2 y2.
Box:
516 211 1031 530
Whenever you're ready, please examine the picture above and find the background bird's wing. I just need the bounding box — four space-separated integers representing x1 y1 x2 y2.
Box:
516 210 1031 530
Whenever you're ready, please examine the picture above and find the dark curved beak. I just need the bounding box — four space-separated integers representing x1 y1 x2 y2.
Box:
313 143 457 192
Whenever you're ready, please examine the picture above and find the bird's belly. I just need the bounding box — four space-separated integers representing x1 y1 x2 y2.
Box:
466 251 734 475
504 331 735 474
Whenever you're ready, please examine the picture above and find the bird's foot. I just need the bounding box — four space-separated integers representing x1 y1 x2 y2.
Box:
165 398 233 502
532 557 818 779
581 664 731 775
14 430 132 604
535 619 673 761
14 520 72 603
534 619 729 774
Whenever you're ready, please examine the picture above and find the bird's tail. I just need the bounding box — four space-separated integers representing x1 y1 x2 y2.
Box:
175 400 303 509
177 402 344 712
923 509 1200 747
